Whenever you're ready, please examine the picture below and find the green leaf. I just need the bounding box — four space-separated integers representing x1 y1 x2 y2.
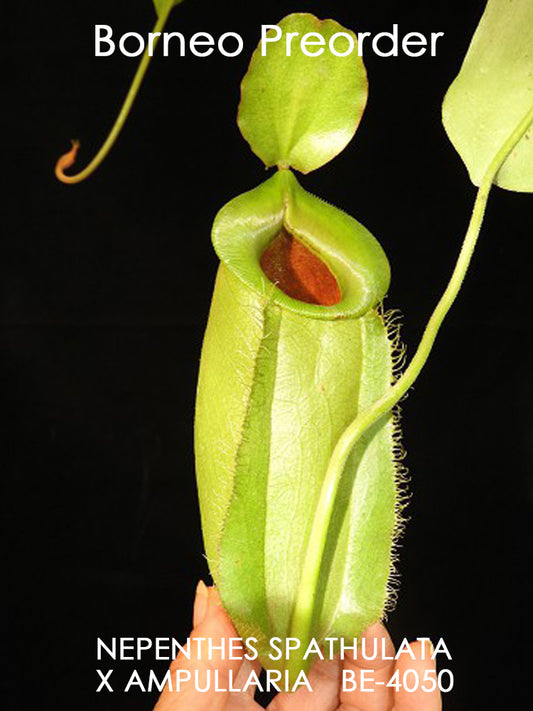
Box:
238 13 367 173
442 0 533 192
152 0 184 19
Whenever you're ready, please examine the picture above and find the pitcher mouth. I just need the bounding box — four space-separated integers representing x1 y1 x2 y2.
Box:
260 227 342 306
212 170 390 321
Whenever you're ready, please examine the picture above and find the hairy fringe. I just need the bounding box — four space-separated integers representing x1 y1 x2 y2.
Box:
381 305 411 619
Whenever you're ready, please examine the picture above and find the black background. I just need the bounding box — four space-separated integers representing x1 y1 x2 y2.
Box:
3 1 532 709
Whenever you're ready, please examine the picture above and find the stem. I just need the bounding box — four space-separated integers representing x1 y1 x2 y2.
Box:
55 3 179 184
288 104 533 668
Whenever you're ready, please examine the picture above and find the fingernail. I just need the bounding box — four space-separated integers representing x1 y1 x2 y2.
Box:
193 580 209 627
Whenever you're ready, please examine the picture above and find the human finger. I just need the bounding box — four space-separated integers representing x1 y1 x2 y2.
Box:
153 583 249 711
268 656 342 711
338 622 395 711
392 640 441 711
227 657 263 708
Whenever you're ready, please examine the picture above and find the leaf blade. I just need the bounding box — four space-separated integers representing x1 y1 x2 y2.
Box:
442 0 533 191
238 14 367 173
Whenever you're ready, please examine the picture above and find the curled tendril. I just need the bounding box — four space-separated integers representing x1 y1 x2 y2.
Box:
55 140 81 183
55 2 177 184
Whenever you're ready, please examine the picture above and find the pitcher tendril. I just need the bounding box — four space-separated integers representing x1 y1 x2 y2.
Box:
55 1 182 184
55 140 80 181
288 103 533 667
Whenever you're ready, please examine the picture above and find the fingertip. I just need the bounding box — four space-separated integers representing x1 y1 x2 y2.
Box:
193 585 238 639
394 640 442 711
193 580 209 627
207 585 223 606
363 621 390 640
402 639 435 665
204 586 231 623
362 620 395 662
